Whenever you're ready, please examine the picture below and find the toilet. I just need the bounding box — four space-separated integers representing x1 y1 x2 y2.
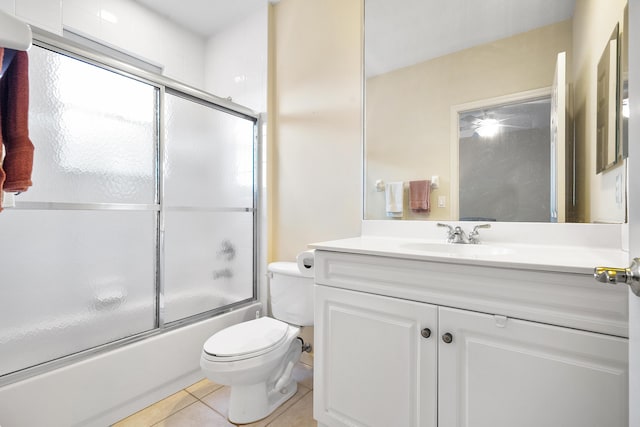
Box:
200 262 314 424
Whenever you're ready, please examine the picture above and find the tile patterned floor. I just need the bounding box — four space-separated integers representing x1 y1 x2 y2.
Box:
112 363 316 427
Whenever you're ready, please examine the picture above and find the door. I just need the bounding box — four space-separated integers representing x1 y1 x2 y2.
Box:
314 285 437 427
438 307 628 427
628 2 640 425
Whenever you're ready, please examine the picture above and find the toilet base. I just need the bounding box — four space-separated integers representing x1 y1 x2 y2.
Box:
228 378 298 424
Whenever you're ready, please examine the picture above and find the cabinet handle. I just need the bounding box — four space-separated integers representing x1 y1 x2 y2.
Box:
421 328 432 338
442 332 453 344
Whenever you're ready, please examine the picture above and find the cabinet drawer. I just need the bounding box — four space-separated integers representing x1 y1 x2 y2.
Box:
315 251 628 337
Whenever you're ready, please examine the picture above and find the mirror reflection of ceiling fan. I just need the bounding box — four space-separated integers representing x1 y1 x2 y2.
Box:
461 113 525 137
459 97 552 139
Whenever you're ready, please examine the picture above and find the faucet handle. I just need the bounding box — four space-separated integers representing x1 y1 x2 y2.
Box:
471 224 491 233
437 223 454 232
469 224 491 244
437 223 455 243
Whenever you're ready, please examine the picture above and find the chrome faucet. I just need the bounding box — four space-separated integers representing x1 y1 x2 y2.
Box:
437 223 491 244
437 223 467 244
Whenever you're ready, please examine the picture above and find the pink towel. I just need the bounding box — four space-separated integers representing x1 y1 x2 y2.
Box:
409 180 430 212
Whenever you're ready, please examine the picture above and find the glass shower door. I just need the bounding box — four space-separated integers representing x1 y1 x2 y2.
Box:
163 93 256 323
0 46 158 377
0 42 259 381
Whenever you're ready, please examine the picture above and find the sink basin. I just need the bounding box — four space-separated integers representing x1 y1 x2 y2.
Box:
400 242 513 257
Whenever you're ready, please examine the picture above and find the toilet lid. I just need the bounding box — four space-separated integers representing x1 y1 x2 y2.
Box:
203 317 289 358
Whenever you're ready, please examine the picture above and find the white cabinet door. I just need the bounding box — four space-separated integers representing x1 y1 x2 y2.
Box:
438 307 628 427
314 285 438 427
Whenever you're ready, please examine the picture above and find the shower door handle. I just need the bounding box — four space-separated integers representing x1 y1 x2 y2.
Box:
594 258 640 296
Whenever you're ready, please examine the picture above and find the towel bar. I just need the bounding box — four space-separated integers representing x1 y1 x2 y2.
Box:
375 177 439 192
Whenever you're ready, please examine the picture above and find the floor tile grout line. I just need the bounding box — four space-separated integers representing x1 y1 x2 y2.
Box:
197 393 231 421
195 395 239 426
148 399 202 427
184 383 224 401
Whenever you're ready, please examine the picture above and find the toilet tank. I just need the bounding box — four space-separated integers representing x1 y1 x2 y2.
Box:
268 262 314 326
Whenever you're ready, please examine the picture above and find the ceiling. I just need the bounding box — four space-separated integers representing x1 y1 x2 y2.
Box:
134 0 269 37
365 0 576 77
134 0 576 77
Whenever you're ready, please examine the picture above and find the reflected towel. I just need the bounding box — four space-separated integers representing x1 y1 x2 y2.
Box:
385 181 404 217
409 180 431 212
0 48 34 200
0 48 4 211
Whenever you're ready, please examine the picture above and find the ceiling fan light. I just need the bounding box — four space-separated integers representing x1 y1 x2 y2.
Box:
476 118 500 138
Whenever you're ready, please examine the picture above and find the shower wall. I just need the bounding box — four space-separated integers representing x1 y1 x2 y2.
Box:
0 42 258 385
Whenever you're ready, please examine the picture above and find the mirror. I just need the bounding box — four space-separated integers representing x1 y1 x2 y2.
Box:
364 0 629 223
596 24 620 173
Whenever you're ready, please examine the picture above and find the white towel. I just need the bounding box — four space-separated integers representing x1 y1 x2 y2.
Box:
1 191 15 208
385 182 404 217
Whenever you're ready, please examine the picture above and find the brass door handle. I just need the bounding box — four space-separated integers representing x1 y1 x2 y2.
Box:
594 258 640 296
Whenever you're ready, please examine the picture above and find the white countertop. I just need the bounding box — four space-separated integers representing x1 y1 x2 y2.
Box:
309 235 629 275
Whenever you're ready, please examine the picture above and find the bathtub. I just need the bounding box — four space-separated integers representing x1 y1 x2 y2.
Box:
0 301 261 427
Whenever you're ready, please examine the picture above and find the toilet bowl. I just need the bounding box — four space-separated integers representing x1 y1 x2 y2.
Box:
200 262 313 424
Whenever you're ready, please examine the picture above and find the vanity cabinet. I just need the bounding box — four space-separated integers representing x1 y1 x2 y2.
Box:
313 250 628 427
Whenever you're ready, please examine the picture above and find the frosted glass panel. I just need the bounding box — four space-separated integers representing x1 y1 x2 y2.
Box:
0 44 257 378
0 210 156 376
164 94 255 208
24 46 157 204
164 211 254 323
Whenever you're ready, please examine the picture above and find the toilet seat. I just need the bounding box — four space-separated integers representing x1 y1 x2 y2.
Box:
203 317 291 361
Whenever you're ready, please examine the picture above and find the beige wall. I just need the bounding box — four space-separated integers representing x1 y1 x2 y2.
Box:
365 20 572 220
573 0 627 223
269 0 363 262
